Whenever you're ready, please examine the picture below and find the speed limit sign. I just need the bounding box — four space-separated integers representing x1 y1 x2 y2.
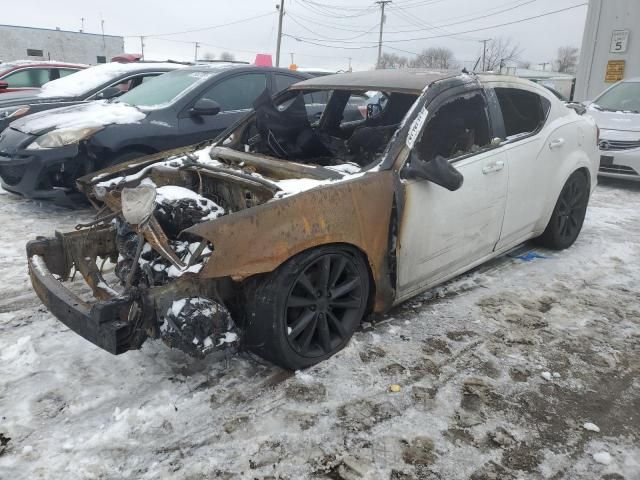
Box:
610 30 630 53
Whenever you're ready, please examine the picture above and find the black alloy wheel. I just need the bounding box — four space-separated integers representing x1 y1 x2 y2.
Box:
243 245 370 370
536 170 589 250
285 253 365 358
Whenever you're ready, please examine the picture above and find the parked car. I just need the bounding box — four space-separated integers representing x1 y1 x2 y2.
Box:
0 61 86 94
585 77 640 181
0 61 183 135
26 71 598 369
0 64 310 202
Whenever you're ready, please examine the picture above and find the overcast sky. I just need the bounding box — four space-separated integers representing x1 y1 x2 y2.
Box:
2 0 588 71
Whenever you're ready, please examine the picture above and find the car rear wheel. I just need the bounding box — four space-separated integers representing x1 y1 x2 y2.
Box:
535 170 589 250
243 245 370 370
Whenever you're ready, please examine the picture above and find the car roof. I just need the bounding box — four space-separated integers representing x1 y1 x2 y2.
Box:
291 70 547 94
181 64 310 76
291 69 454 94
0 61 88 72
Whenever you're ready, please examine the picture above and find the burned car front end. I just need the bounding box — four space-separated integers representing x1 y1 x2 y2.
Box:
26 137 395 359
27 146 287 356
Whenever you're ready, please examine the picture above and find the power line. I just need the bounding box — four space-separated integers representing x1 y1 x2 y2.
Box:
124 11 276 38
283 3 587 46
287 13 379 41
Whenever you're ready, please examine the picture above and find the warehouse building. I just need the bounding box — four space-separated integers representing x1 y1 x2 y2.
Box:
574 0 639 101
0 24 124 65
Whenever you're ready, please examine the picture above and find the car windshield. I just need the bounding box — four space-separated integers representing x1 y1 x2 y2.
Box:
117 70 212 109
593 81 640 112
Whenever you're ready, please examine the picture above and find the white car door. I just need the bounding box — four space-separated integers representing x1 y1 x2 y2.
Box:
396 88 509 300
490 85 575 250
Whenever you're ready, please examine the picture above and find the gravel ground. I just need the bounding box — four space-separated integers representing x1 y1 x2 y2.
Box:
0 178 639 480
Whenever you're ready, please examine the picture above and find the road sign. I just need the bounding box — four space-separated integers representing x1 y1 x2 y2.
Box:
610 30 630 53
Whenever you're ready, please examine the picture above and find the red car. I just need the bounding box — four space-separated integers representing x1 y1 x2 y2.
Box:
0 61 86 93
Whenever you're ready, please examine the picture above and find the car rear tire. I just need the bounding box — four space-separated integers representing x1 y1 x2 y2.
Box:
243 245 370 370
535 170 589 250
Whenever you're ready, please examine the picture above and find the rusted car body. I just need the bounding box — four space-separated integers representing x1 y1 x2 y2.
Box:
27 70 599 369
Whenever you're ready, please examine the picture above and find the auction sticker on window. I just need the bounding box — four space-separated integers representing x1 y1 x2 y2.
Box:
406 107 428 149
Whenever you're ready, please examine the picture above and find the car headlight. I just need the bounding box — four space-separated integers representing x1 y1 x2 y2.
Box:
0 105 30 121
121 184 157 225
26 126 103 150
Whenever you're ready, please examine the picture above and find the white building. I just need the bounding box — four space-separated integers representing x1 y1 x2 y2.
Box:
0 24 124 65
574 0 640 101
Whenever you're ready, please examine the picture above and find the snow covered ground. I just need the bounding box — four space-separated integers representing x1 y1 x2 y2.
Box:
0 179 639 480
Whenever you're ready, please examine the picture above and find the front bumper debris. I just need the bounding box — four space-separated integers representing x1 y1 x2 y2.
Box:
26 228 138 354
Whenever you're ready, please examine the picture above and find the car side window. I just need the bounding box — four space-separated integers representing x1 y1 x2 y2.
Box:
415 90 492 162
201 73 268 112
57 68 80 79
274 74 302 93
494 87 550 139
2 68 50 88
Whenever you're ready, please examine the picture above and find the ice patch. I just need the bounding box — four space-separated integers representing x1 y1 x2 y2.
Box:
584 422 601 432
593 451 612 465
216 332 238 346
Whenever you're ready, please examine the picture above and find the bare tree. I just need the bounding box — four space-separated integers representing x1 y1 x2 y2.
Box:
202 51 215 61
220 51 235 61
518 60 532 69
483 37 522 71
555 46 579 73
377 52 409 69
410 46 456 69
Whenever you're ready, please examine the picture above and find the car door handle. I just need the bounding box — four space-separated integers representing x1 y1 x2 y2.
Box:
549 138 565 149
482 160 505 174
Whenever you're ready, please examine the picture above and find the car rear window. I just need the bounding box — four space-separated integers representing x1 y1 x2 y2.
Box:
495 88 550 139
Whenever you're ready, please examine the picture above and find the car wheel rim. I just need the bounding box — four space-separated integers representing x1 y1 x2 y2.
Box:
556 176 587 241
285 253 364 358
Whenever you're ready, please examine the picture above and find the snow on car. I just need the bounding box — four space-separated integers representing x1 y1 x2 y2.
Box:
25 70 599 370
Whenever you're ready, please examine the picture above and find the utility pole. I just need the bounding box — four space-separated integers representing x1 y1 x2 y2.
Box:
348 57 352 72
140 36 145 60
479 39 491 72
275 0 285 67
539 62 550 71
376 1 392 69
80 17 85 33
290 52 294 65
194 42 200 62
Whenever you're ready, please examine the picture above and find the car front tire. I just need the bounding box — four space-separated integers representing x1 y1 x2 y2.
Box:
243 245 371 370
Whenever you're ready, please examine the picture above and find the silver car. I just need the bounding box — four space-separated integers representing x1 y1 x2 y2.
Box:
586 78 640 180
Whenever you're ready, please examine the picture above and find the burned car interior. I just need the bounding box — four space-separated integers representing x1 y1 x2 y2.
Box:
228 87 420 169
415 91 491 163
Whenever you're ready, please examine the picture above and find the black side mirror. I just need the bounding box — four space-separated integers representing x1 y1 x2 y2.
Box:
190 98 221 116
366 102 382 120
96 86 123 100
403 151 464 191
0 81 8 90
565 102 586 115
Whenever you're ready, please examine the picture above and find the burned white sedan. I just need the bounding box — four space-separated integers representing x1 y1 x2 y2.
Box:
27 71 599 369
